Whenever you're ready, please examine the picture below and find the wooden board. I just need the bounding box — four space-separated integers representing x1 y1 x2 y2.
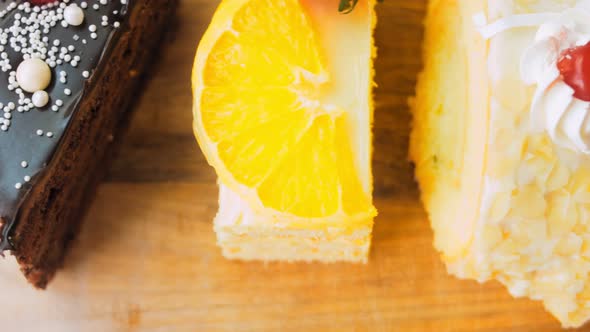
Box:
0 1 578 331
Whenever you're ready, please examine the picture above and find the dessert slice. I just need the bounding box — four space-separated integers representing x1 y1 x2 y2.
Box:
0 0 177 288
192 0 377 263
411 0 590 327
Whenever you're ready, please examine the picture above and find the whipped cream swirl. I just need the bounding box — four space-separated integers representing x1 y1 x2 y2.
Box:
520 7 590 154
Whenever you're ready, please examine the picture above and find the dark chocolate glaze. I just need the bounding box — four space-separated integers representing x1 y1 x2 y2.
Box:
0 0 134 250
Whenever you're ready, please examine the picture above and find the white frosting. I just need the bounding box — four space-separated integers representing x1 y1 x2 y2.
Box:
475 13 559 39
520 7 590 153
473 1 590 154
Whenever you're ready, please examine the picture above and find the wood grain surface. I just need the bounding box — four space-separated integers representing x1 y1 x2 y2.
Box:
0 1 578 331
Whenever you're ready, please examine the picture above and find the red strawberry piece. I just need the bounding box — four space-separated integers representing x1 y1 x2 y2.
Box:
559 42 590 102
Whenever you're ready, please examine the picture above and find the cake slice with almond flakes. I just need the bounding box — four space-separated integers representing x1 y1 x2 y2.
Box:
412 0 590 327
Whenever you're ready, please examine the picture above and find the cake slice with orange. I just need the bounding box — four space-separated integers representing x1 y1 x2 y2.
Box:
192 0 377 262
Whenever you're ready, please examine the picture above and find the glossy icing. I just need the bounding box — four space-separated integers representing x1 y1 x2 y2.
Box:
0 0 132 250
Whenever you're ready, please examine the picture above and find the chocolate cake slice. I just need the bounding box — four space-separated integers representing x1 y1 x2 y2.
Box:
0 0 177 288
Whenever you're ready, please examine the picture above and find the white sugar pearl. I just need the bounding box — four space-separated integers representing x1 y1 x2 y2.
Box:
64 4 84 26
32 90 49 108
16 58 51 93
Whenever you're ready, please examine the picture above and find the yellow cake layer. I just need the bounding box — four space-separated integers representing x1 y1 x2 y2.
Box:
215 185 372 263
412 0 590 327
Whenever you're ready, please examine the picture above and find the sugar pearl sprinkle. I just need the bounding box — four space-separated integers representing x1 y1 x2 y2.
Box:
64 4 84 26
16 58 51 93
0 1 128 191
32 90 48 107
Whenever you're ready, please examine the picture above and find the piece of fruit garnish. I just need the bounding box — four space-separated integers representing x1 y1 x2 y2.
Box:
558 41 590 101
192 0 375 220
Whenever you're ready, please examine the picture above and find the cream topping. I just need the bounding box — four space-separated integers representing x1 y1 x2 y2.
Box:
521 8 590 154
475 2 590 154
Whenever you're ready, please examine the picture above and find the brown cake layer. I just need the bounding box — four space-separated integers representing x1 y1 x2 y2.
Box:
6 0 178 289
